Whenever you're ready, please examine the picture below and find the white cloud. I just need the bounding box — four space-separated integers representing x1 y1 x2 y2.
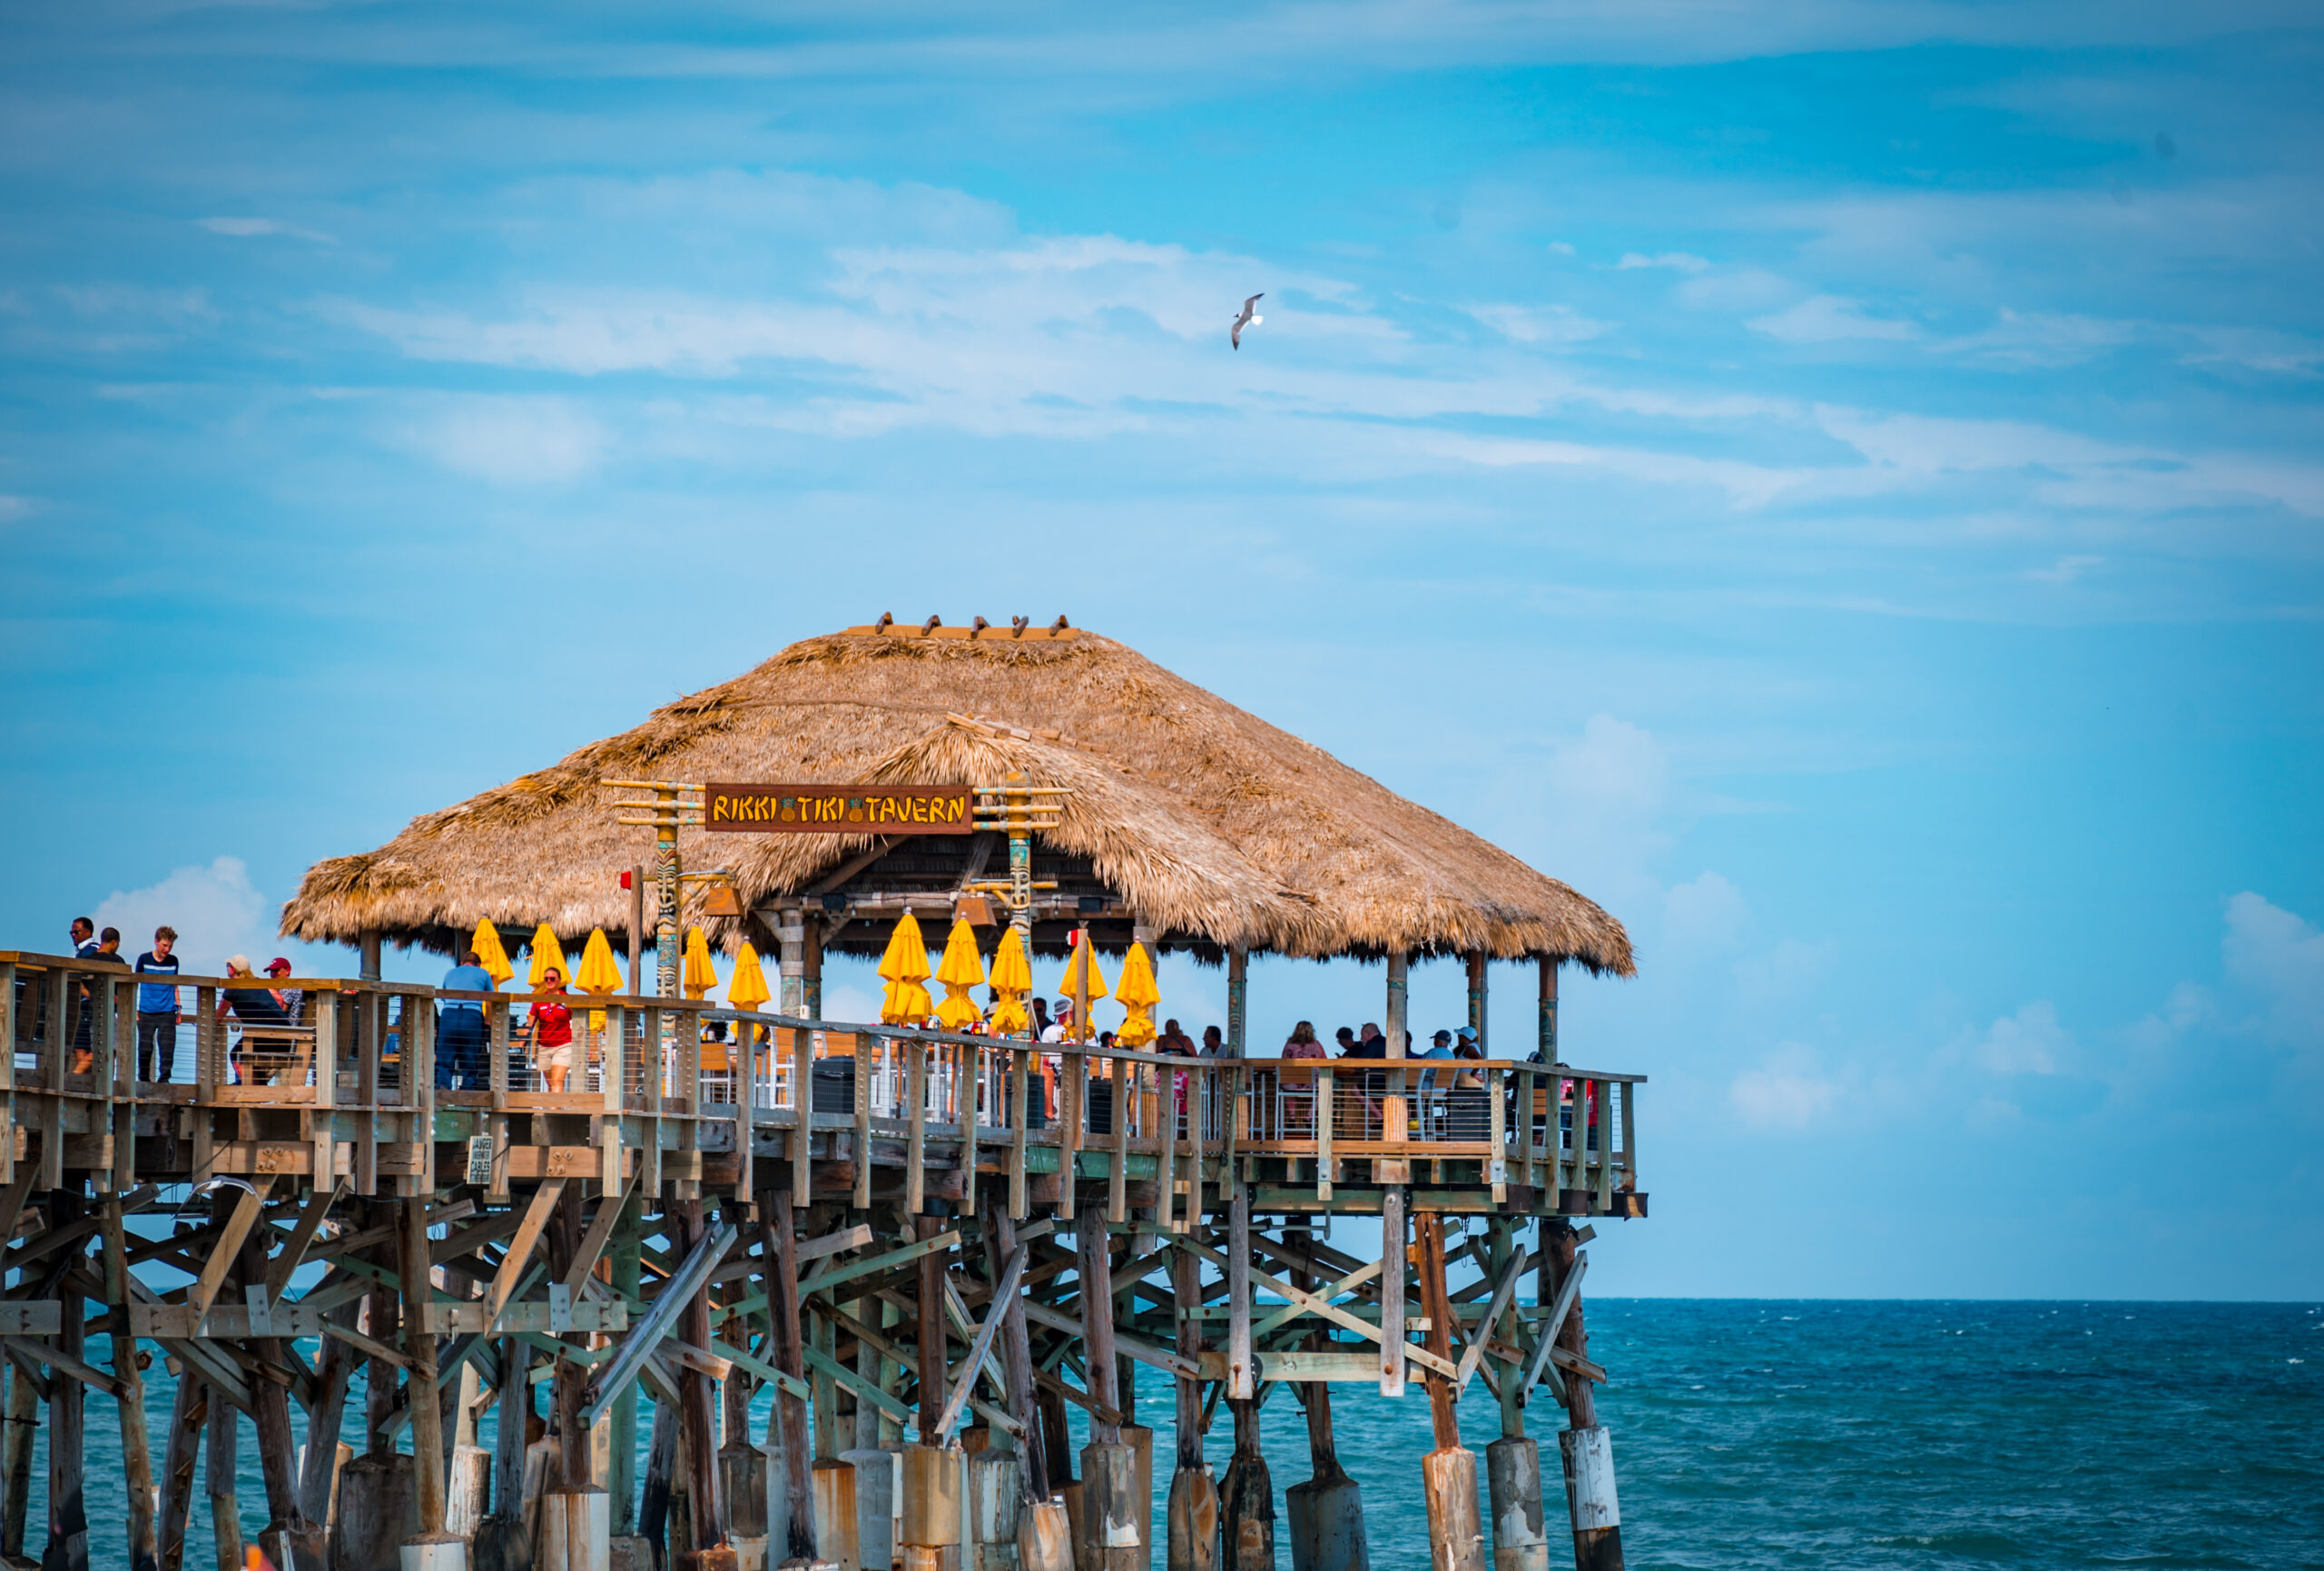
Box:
91 857 274 973
1748 294 1918 343
1535 715 1672 916
1734 938 1836 1011
1729 1042 1841 1129
2027 554 2104 583
2221 893 2324 1051
396 396 606 485
196 216 334 244
1663 871 1748 951
1616 252 1709 272
1463 302 1610 345
1972 1000 2073 1075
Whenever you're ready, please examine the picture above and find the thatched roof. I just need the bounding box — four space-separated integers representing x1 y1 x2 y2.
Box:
282 625 1632 973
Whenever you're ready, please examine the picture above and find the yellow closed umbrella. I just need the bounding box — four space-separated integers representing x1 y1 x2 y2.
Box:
728 942 772 1012
526 923 565 990
1113 942 1160 1048
1054 941 1109 1041
988 927 1032 1035
932 918 988 1032
470 920 514 988
681 926 720 999
575 928 625 1035
877 912 934 1026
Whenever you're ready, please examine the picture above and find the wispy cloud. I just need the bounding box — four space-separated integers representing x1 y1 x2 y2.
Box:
197 216 335 244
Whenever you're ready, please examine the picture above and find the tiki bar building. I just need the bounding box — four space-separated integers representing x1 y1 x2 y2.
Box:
0 619 1648 1571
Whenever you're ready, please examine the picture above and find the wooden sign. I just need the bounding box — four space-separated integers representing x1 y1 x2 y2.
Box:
704 784 974 835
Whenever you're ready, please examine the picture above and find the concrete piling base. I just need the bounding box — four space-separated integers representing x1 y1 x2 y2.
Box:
446 1446 492 1542
1164 1465 1219 1571
1219 1447 1272 1571
1482 1439 1549 1571
334 1454 421 1571
812 1457 862 1571
1016 1500 1073 1571
840 1447 898 1571
399 1533 470 1571
901 1444 965 1571
537 1488 608 1571
968 1449 1022 1571
1555 1429 1622 1571
1283 1476 1366 1571
1077 1445 1144 1571
726 1444 772 1541
1421 1449 1485 1571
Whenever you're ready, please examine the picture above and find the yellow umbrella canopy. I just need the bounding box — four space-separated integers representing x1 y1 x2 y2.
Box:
988 926 1033 1035
574 928 624 1036
728 942 773 1012
1113 942 1160 1048
1054 940 1109 1039
877 912 934 1026
526 923 565 990
574 930 625 996
470 920 514 988
932 918 988 1032
681 926 720 999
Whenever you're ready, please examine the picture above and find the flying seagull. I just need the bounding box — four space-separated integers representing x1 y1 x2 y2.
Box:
1232 293 1264 350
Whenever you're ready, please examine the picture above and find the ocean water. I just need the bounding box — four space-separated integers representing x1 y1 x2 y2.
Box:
19 1301 2321 1569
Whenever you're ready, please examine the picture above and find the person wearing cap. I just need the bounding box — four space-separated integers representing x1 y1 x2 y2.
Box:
1419 1026 1457 1093
1039 999 1075 1044
264 955 304 1026
217 954 295 1083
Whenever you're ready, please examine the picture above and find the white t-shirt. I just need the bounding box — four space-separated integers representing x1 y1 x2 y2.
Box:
1039 1023 1071 1043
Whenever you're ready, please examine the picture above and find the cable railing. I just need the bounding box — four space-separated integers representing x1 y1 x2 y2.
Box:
0 948 1642 1208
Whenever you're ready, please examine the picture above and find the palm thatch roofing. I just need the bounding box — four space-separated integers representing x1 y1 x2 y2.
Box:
282 624 1632 973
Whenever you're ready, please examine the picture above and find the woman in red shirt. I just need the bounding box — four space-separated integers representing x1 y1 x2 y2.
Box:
527 970 576 1092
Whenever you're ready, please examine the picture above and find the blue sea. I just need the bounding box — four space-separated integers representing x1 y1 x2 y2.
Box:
25 1301 2323 1568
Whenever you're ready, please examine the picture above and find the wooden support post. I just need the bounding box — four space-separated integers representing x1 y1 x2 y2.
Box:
1538 960 1558 1063
1219 1389 1271 1571
763 1215 816 1566
674 1200 727 1556
47 1191 90 1571
611 1194 643 1535
237 1219 315 1566
1484 1218 1551 1571
1416 1214 1484 1571
1378 1188 1406 1398
157 1372 207 1571
101 1197 159 1571
915 1215 950 1446
1167 1240 1219 1571
548 1186 588 1491
1467 951 1488 1056
207 1376 241 1571
1226 1188 1253 1401
1380 951 1410 1187
400 1195 448 1536
1226 944 1246 1058
985 1195 1048 1501
1543 1220 1620 1571
1 1342 36 1559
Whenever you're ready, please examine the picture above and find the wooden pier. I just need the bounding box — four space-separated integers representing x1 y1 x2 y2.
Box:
0 947 1643 1571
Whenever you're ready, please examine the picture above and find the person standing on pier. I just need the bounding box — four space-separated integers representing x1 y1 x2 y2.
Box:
525 969 576 1092
133 925 182 1082
438 947 495 1089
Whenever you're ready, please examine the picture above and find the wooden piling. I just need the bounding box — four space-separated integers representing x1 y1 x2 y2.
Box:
674 1201 731 1566
99 1195 159 1571
2 1348 36 1560
157 1372 206 1571
47 1191 90 1571
1541 1223 1620 1571
400 1195 449 1538
1414 1216 1483 1571
206 1372 241 1571
1164 1243 1216 1571
764 1214 818 1566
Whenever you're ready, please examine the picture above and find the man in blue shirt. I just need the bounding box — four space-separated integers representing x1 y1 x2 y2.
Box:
438 948 497 1088
134 925 183 1082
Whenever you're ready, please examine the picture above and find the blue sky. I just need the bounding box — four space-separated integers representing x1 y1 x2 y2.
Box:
3 3 2319 1298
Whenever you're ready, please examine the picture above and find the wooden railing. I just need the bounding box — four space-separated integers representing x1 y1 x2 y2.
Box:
1 950 1644 1216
